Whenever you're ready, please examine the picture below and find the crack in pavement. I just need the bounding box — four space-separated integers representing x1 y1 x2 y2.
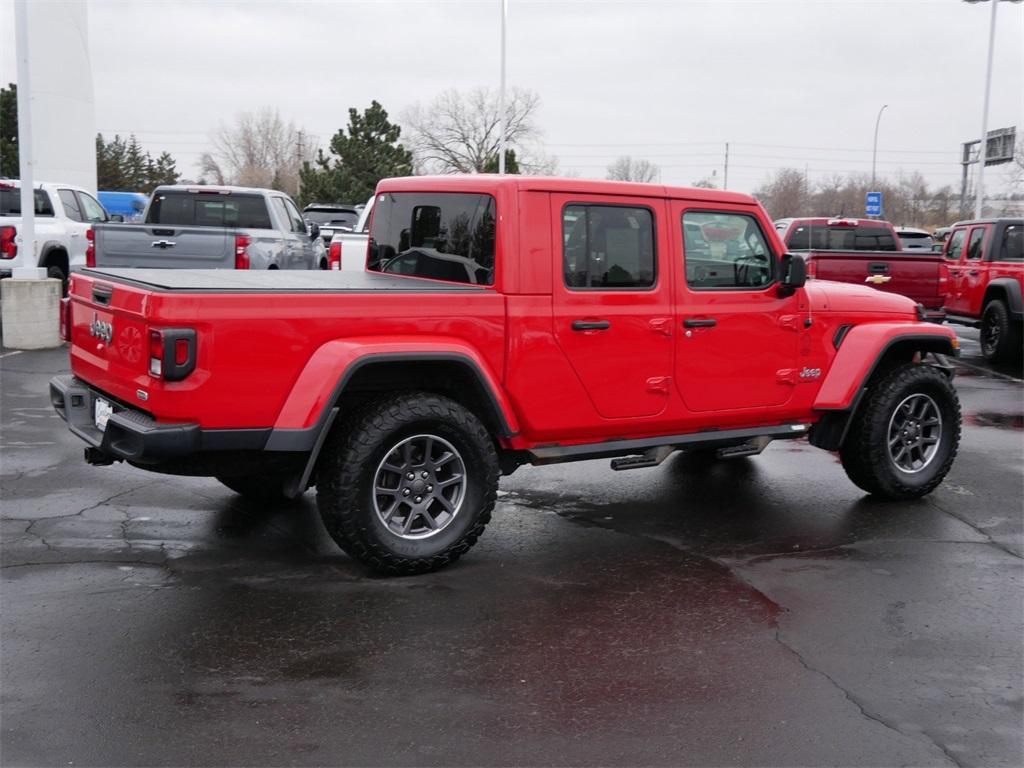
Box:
926 495 1023 560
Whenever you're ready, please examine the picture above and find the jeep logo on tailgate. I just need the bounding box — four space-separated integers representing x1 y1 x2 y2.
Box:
89 313 113 344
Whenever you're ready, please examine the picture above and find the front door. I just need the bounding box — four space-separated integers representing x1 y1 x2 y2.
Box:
550 194 673 419
943 227 969 314
670 203 799 412
960 224 992 316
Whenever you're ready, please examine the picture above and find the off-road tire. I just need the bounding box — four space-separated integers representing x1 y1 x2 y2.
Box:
840 363 960 500
980 299 1022 364
316 392 499 576
216 473 291 501
45 264 68 296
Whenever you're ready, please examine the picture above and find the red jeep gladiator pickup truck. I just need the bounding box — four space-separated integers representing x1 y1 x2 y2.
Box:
940 218 1023 363
52 176 962 574
776 217 950 314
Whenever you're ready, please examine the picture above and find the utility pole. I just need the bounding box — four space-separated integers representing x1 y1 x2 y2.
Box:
973 0 999 219
723 142 729 190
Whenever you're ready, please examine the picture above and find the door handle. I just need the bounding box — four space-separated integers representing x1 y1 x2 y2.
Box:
572 320 610 331
683 318 717 328
968 270 980 276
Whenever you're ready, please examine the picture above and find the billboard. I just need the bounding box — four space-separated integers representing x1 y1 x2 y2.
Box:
961 126 1017 167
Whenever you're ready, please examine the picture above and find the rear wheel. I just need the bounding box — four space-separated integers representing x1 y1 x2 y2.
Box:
316 392 498 575
980 299 1022 363
840 363 960 500
44 263 68 296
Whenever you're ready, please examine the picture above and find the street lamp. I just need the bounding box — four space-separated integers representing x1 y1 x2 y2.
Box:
964 0 1023 219
497 0 508 175
871 104 888 189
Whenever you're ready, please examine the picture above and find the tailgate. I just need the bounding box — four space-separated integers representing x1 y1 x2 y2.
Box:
811 252 943 306
67 272 154 406
95 223 231 268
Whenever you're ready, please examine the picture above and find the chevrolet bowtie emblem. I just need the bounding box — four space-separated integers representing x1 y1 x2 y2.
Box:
865 275 892 285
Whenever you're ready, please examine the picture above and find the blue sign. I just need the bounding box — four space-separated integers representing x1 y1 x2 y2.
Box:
866 191 883 216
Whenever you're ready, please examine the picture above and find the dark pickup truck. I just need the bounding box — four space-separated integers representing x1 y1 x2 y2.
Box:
776 217 949 313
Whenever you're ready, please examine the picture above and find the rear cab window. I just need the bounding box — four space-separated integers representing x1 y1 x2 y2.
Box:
787 221 897 251
368 192 496 285
147 191 272 229
1 188 54 217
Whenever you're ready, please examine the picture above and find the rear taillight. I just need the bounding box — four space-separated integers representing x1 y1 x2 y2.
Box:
59 297 71 341
85 228 96 267
149 328 197 381
0 225 17 259
805 258 817 279
937 261 951 300
328 241 341 270
235 235 251 269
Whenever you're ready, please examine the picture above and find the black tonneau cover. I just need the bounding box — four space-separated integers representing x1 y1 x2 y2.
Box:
81 269 489 293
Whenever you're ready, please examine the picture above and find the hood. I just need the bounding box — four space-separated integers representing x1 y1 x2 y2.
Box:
804 279 918 316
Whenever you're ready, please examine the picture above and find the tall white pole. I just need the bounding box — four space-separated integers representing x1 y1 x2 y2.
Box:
497 0 507 174
14 0 36 271
974 0 998 220
871 104 888 189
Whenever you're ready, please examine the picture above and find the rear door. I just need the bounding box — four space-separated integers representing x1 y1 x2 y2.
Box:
671 202 799 412
550 193 673 419
944 227 969 313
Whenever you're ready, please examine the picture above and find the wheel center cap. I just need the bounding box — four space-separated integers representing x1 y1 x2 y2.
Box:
410 479 427 495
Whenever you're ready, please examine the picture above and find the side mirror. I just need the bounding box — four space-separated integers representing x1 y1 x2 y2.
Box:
109 214 124 223
306 221 320 240
778 253 806 296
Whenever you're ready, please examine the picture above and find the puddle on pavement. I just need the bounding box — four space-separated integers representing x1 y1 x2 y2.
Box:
965 412 1024 430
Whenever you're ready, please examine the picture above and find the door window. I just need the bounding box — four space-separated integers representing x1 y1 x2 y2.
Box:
945 229 967 261
562 204 655 289
966 227 986 260
282 198 307 234
77 192 108 223
58 190 83 222
682 211 773 289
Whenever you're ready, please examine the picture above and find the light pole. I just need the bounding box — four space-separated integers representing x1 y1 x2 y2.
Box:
871 104 888 189
497 0 508 174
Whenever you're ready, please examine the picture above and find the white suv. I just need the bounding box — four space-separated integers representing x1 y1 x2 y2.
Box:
0 180 115 286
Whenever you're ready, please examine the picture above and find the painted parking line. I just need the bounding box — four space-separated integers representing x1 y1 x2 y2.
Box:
0 350 24 359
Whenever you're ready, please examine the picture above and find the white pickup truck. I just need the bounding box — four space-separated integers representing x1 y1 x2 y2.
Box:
0 180 116 287
327 195 374 271
93 185 324 270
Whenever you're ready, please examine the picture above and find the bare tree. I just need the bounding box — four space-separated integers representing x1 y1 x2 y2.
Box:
199 107 314 196
403 87 547 174
752 168 809 219
606 156 660 183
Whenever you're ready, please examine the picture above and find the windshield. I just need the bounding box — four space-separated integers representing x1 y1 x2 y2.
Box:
146 192 272 229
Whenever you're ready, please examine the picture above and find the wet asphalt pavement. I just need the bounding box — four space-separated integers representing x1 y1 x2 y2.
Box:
1 333 1022 767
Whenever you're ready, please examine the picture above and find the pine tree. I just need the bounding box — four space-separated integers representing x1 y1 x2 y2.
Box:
1 83 19 178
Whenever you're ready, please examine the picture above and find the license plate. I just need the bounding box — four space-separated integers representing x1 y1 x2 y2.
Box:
94 398 113 432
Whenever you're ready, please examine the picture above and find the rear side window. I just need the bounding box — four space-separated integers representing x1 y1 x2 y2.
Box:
999 224 1023 262
563 204 655 289
0 189 54 217
368 192 496 285
147 192 272 229
58 190 83 222
787 224 897 251
966 228 986 260
945 229 967 261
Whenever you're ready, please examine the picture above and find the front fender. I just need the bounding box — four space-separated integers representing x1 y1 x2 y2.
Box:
813 323 958 411
268 336 519 436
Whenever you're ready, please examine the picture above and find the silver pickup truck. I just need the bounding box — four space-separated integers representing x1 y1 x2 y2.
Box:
93 185 325 270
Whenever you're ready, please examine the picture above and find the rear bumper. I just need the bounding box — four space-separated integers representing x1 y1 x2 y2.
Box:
49 375 270 464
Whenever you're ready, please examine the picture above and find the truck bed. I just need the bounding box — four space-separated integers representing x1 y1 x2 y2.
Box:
82 268 488 293
802 250 947 310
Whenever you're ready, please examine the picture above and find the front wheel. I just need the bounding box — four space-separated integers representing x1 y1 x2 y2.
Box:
316 392 499 575
840 363 960 500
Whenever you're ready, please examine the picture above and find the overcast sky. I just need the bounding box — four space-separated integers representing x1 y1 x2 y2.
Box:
2 0 1023 195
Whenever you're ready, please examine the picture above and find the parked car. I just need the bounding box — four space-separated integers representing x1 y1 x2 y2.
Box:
0 179 115 289
326 195 374 270
302 203 362 251
52 175 961 575
777 217 948 313
92 185 324 270
895 226 934 251
941 218 1024 362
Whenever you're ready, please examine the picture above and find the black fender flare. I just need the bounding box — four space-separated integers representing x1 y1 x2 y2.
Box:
983 278 1023 320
